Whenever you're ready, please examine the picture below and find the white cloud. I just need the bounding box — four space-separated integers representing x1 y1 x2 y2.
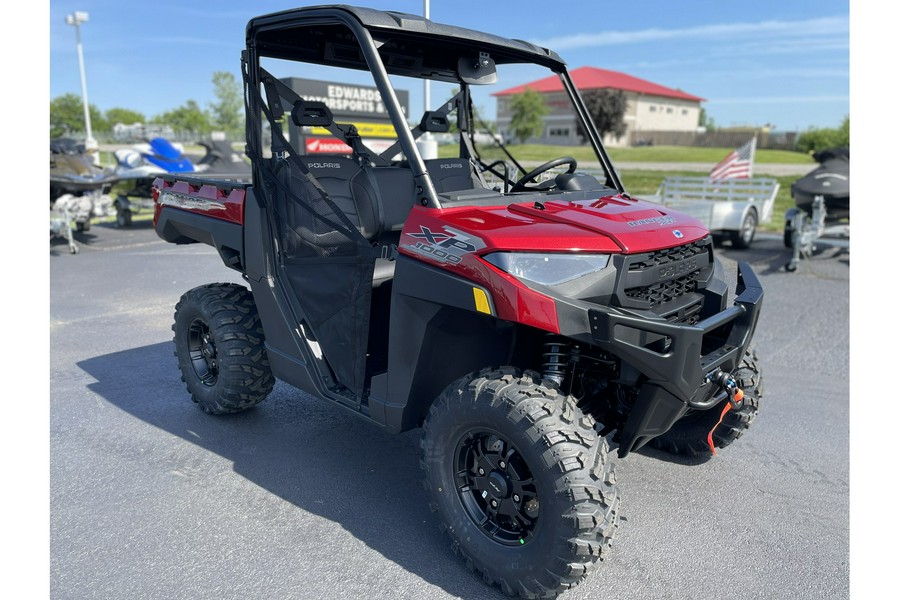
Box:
532 16 849 51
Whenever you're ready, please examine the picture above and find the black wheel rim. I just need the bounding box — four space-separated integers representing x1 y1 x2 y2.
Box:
454 429 539 546
187 318 218 386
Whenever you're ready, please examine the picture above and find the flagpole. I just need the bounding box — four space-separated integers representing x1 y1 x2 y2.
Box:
749 135 757 178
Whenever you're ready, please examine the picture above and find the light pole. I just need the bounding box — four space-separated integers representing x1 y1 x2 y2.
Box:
65 11 97 150
418 0 438 159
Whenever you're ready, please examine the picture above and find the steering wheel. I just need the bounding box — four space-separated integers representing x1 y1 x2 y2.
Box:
510 156 578 193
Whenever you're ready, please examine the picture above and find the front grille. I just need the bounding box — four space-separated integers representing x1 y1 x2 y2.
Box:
616 238 713 319
625 270 702 304
627 240 709 272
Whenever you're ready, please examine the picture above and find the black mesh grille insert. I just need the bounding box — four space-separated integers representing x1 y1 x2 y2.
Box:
625 270 701 304
628 240 709 271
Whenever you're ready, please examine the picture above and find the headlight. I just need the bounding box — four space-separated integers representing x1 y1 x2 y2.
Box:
483 252 610 286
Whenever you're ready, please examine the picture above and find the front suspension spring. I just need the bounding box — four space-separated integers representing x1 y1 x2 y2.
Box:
542 336 571 386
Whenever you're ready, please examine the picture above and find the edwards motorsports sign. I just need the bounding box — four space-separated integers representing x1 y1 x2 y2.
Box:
281 78 409 154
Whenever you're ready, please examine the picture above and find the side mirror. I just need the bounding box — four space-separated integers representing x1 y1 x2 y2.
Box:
457 53 497 85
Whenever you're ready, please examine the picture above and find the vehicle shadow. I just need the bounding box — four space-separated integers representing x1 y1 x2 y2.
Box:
632 444 713 466
77 342 508 600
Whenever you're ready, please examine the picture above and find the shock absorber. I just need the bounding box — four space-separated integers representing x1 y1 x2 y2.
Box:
542 335 571 386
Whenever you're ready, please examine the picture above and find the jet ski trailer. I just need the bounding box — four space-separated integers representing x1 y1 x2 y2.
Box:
783 147 849 272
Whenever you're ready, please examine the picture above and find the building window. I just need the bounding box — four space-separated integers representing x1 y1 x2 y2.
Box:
649 106 657 112
548 127 570 137
682 109 688 115
666 107 673 113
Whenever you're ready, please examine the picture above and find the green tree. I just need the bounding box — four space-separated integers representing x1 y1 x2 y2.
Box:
154 100 211 135
796 116 849 153
105 107 146 126
508 88 548 143
699 107 716 131
209 71 244 135
577 89 627 142
50 93 108 137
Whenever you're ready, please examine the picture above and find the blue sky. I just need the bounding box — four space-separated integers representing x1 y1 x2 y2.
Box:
47 0 849 132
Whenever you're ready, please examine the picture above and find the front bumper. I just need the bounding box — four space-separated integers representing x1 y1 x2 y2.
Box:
555 261 763 457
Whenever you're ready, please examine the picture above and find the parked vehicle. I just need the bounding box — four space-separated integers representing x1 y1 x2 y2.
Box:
790 147 849 221
50 137 118 202
49 138 117 252
152 6 765 597
783 147 849 271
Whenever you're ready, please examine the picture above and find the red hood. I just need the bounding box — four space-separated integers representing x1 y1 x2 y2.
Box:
505 195 707 252
419 194 709 255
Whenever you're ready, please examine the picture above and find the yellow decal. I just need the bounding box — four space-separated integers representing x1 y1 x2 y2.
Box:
310 122 397 138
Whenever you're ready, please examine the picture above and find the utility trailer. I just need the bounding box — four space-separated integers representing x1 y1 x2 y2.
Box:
653 176 780 249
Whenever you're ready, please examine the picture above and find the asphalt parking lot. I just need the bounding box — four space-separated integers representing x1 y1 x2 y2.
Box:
49 221 850 599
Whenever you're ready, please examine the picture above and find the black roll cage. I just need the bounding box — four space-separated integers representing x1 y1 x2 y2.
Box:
244 5 624 209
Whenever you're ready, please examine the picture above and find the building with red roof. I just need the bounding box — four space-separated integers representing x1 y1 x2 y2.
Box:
494 66 705 147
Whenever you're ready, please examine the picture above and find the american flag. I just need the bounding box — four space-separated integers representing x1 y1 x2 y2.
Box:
709 137 756 180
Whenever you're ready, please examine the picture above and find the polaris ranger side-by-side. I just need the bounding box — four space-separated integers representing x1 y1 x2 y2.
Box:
152 6 764 598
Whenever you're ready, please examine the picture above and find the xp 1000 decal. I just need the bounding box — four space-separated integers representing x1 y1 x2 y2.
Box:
403 225 485 265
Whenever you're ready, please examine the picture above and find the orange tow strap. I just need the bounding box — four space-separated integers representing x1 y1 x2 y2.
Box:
707 388 743 455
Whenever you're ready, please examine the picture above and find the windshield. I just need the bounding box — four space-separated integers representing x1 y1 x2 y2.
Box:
388 62 621 193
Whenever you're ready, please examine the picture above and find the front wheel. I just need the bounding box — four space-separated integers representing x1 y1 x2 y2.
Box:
649 349 762 457
421 368 620 598
172 283 274 414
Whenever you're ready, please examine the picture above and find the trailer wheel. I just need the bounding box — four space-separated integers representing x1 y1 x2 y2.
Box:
649 349 762 457
173 283 274 414
117 208 132 228
421 368 620 598
730 209 757 249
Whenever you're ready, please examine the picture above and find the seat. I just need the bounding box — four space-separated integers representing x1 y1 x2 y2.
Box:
368 166 416 243
297 155 380 240
424 159 486 195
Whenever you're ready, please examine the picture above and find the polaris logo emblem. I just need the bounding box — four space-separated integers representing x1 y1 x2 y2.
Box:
673 229 684 239
626 215 676 228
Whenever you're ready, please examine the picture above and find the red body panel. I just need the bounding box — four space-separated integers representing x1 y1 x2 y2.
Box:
152 177 246 226
398 194 709 333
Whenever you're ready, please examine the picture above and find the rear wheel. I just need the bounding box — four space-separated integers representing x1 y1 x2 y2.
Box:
421 368 620 598
649 349 762 457
730 209 757 249
173 283 274 414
